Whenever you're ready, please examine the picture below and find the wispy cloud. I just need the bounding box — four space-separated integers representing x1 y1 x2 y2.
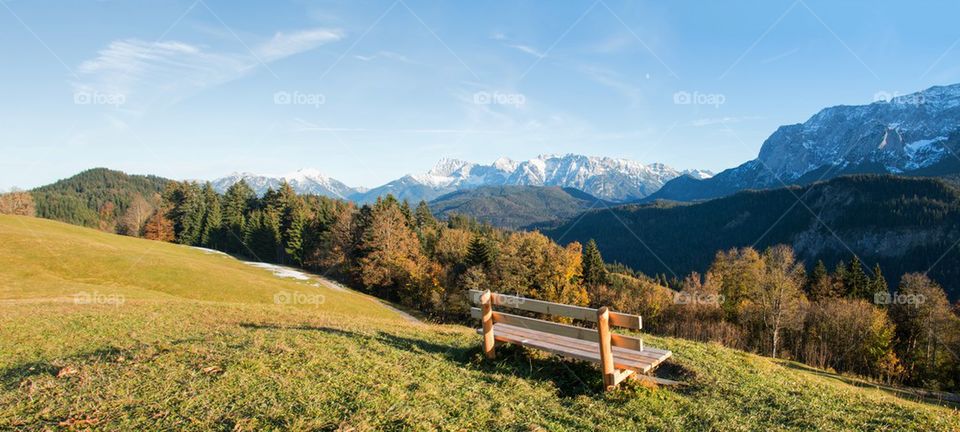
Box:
254 28 343 60
73 27 342 112
506 43 546 58
490 32 546 58
353 50 418 64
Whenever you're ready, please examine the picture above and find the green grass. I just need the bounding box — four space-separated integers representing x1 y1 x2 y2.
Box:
1 215 958 431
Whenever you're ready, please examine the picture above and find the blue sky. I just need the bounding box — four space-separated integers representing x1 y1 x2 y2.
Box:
3 0 960 190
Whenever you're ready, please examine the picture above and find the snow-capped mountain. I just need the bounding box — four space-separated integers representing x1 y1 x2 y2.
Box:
211 169 356 199
648 83 960 202
351 155 711 203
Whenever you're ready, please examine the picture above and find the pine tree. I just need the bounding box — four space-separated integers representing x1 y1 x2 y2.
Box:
164 182 206 246
199 183 222 248
833 260 848 297
870 263 888 299
807 260 834 300
414 200 436 229
222 180 254 253
466 236 492 269
581 239 608 287
845 256 871 300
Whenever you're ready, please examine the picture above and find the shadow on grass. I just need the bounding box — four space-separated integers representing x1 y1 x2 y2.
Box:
239 321 694 399
777 360 960 408
0 361 60 390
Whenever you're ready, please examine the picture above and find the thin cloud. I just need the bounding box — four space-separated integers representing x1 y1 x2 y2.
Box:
353 51 418 64
254 28 343 60
507 43 546 58
73 27 342 112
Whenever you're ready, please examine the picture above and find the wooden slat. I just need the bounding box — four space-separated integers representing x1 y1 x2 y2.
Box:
470 307 646 352
474 324 672 373
488 326 651 372
493 323 669 367
467 290 641 329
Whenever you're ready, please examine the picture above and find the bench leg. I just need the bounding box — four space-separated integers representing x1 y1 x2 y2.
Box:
597 307 616 391
481 290 496 359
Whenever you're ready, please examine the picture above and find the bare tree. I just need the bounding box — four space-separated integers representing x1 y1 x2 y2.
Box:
119 194 154 237
0 189 36 216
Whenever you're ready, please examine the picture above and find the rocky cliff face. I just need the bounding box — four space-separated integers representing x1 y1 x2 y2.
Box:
648 84 960 202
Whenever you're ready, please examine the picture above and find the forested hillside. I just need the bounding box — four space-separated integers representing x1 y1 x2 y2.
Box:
428 185 610 229
546 175 960 301
30 168 170 232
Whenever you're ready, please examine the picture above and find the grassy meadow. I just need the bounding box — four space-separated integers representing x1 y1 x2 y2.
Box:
1 215 958 431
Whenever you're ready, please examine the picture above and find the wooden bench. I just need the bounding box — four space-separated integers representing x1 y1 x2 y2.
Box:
469 290 672 391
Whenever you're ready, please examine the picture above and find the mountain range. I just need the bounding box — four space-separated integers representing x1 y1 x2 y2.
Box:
211 155 713 204
647 84 960 202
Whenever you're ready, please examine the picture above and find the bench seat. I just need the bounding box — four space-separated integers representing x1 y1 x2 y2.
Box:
478 322 672 374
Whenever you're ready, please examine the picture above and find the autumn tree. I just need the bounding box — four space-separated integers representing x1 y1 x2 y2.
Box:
890 273 960 388
745 245 808 358
143 209 175 242
709 247 763 321
0 190 36 216
357 201 431 307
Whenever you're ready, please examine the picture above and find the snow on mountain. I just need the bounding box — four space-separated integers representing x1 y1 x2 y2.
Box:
352 154 706 203
211 168 355 199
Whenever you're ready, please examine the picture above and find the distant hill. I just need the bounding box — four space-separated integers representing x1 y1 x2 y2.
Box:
428 185 611 229
547 175 960 300
31 168 171 228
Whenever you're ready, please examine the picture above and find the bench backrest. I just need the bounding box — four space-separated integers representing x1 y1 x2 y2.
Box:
467 289 644 351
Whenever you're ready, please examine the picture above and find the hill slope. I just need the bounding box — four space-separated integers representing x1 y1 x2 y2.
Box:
0 215 957 430
429 185 610 229
548 175 960 301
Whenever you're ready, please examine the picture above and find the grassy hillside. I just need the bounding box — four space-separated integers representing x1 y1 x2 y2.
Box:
1 215 958 430
429 185 609 229
547 175 960 300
